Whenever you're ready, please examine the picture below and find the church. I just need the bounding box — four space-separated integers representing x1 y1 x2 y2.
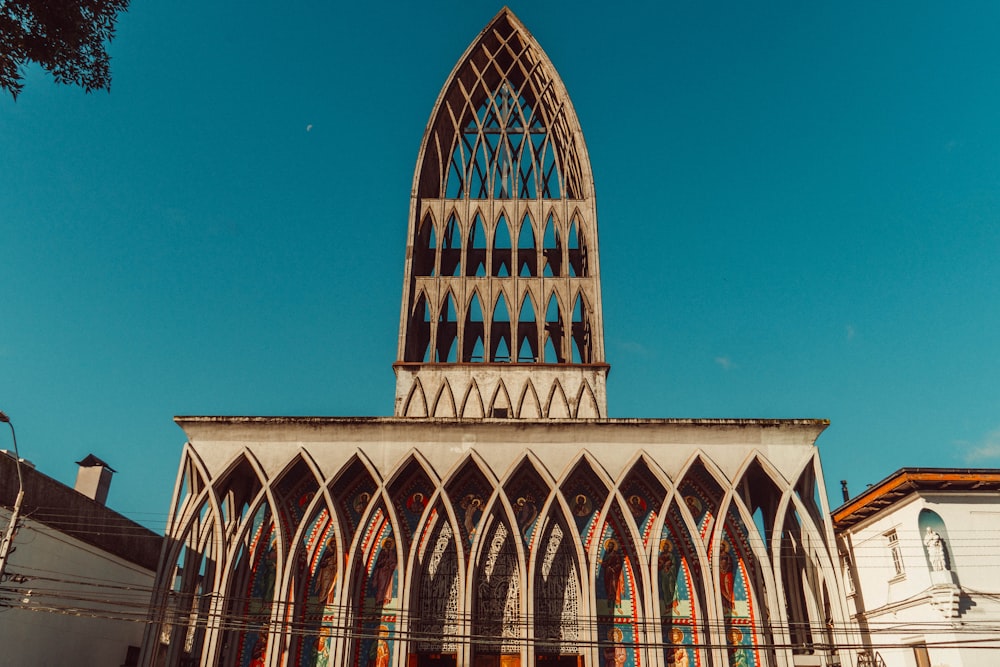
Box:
140 9 852 667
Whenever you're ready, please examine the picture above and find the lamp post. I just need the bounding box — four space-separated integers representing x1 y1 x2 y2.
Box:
0 410 24 582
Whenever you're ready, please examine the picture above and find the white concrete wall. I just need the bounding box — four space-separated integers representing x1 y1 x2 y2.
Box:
842 491 1000 667
0 508 155 667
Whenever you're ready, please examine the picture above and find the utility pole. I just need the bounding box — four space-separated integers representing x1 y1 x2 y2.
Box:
0 411 24 582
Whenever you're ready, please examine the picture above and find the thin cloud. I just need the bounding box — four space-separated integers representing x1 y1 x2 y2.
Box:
846 324 855 341
715 356 733 371
619 340 649 356
306 124 313 132
961 427 1000 463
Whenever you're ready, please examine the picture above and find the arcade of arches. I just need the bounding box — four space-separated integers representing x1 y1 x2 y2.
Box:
140 8 852 667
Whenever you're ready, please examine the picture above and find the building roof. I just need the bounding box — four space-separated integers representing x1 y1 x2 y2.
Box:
0 452 161 570
832 467 1000 530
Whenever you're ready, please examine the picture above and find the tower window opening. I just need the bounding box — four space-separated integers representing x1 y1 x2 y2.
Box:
542 214 560 277
441 214 462 277
436 293 459 363
568 219 584 277
544 294 564 363
415 215 437 277
517 295 537 362
491 293 512 362
571 293 590 363
493 214 512 277
517 213 536 277
463 294 486 363
467 213 488 277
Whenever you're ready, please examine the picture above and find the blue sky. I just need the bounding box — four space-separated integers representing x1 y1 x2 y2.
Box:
2 1 999 531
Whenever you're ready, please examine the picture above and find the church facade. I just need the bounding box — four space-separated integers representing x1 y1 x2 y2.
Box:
140 10 853 667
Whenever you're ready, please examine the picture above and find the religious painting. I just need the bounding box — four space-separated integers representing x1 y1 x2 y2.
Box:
504 460 548 549
237 504 277 667
596 515 640 667
562 460 608 551
659 505 702 667
291 508 339 667
354 507 398 667
619 459 666 549
445 459 492 555
720 509 761 667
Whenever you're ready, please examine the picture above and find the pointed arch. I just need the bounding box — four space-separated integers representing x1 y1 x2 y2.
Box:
489 380 514 419
466 210 488 276
460 379 486 418
463 290 486 362
414 9 591 200
414 211 437 277
490 292 512 362
546 380 571 418
432 379 458 418
571 291 593 363
436 291 459 362
544 292 565 363
410 500 463 658
517 212 537 277
405 290 432 362
517 291 538 362
575 380 600 418
441 211 462 276
403 379 429 417
492 211 513 277
542 211 561 277
517 380 542 419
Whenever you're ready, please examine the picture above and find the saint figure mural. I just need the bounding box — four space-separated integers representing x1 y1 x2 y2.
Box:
372 537 397 605
314 538 338 605
603 627 627 666
668 628 689 667
720 546 735 615
602 538 625 609
658 539 678 611
371 625 391 667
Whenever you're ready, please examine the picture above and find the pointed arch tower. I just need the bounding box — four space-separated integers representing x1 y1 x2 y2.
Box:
395 8 608 419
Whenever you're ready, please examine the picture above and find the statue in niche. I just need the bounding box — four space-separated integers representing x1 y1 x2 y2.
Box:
924 527 947 571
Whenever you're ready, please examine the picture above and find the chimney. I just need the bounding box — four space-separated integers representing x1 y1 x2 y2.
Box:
840 480 850 503
75 454 116 505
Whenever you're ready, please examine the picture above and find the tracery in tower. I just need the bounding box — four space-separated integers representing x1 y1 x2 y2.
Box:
416 11 587 202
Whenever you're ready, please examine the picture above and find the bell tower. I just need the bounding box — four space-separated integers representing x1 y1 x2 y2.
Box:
394 8 608 418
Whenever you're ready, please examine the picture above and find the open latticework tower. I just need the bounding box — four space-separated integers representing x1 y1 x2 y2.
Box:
395 8 608 419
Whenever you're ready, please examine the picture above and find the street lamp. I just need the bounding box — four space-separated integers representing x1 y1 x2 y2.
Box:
0 410 24 582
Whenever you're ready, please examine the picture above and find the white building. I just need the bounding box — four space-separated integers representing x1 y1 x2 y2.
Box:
0 452 162 667
833 468 1000 667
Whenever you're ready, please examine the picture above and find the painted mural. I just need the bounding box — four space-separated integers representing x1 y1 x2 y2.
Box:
596 509 640 667
660 505 701 667
237 504 277 667
354 506 398 667
150 451 844 667
720 509 761 667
